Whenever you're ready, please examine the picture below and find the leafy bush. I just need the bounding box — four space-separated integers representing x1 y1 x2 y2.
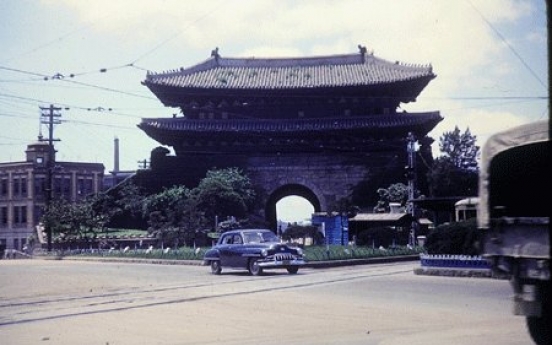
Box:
303 245 421 261
424 219 480 255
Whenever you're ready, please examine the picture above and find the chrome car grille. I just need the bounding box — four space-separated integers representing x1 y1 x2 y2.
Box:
274 253 295 261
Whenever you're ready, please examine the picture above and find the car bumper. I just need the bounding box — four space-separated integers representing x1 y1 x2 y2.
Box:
257 258 306 268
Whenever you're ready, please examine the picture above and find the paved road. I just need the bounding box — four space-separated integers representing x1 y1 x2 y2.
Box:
0 259 532 345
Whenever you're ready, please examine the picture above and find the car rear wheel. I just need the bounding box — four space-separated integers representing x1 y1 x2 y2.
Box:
248 258 263 276
286 267 299 274
210 260 222 275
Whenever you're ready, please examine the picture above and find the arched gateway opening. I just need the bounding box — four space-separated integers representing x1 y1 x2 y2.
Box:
266 184 320 232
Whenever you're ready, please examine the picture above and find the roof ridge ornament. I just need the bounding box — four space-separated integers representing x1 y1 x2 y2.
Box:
211 47 220 62
358 44 367 63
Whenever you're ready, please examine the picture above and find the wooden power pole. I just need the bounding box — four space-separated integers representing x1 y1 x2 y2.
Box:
39 104 61 252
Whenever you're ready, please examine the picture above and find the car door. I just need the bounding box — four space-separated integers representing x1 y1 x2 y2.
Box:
218 233 234 266
218 233 245 267
225 233 245 267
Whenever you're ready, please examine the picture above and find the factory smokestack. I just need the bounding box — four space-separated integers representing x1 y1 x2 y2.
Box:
114 136 120 173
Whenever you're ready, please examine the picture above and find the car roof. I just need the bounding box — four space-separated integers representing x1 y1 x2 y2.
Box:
223 229 271 235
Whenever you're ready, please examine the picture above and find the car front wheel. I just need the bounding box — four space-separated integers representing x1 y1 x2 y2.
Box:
248 258 263 276
210 260 222 275
286 267 299 274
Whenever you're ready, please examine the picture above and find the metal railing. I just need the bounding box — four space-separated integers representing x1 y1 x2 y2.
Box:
420 254 491 269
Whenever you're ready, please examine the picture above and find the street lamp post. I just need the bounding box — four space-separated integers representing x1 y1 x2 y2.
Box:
406 132 417 247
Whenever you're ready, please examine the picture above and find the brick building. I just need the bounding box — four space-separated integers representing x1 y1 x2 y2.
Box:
0 139 104 250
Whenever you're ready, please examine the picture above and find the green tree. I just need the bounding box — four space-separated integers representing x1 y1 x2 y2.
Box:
194 168 256 222
438 126 479 171
114 181 145 217
427 127 479 197
41 195 111 241
374 183 409 212
425 219 479 255
42 168 257 247
140 168 256 244
94 182 146 230
142 185 194 246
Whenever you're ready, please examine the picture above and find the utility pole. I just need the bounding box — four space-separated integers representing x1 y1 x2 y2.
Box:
40 104 61 252
137 159 150 169
406 132 418 247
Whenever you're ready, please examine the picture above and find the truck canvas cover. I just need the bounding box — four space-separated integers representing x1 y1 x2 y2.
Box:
477 120 550 229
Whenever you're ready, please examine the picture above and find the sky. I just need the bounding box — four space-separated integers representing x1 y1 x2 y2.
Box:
0 0 548 222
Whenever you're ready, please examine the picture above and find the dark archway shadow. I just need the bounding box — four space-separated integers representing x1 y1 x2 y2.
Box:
265 184 321 231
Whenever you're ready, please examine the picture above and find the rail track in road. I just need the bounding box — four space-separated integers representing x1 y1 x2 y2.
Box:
0 260 531 345
0 262 413 327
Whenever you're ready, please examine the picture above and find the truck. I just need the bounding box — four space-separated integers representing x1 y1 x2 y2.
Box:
478 120 550 345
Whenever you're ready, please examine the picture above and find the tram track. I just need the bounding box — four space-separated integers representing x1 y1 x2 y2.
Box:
0 262 414 327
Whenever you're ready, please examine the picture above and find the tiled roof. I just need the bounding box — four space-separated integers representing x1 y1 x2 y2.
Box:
144 51 434 90
139 112 442 135
350 213 411 222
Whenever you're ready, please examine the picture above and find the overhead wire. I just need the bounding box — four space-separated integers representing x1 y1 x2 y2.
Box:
466 0 547 90
0 2 547 166
129 0 226 66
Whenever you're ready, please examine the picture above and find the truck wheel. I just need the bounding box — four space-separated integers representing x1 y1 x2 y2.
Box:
527 315 550 345
526 291 550 345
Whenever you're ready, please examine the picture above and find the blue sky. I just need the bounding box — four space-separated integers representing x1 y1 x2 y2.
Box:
0 0 548 221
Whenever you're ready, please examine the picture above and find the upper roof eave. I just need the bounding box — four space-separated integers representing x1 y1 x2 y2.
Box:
138 112 443 139
144 49 435 91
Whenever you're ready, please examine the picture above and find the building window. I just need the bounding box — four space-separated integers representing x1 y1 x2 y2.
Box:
21 206 27 224
13 177 20 196
34 205 43 224
54 177 62 197
77 178 93 197
0 206 7 226
34 177 45 197
21 177 27 197
1 178 7 197
12 205 27 226
62 176 71 199
13 206 27 225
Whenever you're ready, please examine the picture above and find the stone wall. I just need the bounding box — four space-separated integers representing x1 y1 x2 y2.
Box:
132 146 410 230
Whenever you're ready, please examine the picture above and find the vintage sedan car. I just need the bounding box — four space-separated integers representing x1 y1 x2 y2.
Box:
203 229 306 275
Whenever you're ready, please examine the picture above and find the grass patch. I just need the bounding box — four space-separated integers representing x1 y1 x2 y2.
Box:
58 245 421 261
303 245 423 261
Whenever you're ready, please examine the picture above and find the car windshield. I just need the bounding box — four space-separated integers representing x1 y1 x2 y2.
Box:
243 231 279 244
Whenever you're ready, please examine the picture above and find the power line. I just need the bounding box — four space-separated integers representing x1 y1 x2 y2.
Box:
130 0 226 65
466 0 547 90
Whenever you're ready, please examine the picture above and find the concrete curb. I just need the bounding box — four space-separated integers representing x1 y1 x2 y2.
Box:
30 255 506 279
32 254 422 268
413 267 510 280
304 254 420 268
43 256 205 266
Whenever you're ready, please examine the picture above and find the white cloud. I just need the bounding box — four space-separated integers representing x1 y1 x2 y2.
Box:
2 0 547 173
